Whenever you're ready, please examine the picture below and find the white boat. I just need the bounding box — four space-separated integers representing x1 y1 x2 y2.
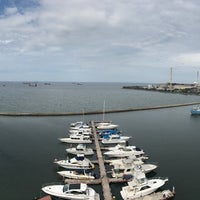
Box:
70 121 84 127
59 134 92 144
57 170 95 180
66 144 94 155
97 122 118 130
104 145 144 158
109 155 145 167
69 128 92 135
101 134 130 144
54 154 94 170
111 164 157 178
120 170 168 199
133 188 175 200
42 183 98 200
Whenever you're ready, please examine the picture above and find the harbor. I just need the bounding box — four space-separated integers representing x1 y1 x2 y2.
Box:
39 120 175 200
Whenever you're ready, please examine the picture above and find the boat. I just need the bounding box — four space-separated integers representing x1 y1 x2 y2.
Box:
42 183 98 200
191 105 200 115
104 144 145 158
101 134 130 144
70 121 87 127
57 170 95 180
96 122 118 130
99 129 121 137
59 134 92 144
109 155 145 167
66 144 94 155
120 170 168 199
111 164 157 178
69 128 92 135
54 154 94 170
133 188 175 200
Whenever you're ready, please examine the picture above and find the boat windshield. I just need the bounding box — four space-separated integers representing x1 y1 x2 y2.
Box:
63 184 70 192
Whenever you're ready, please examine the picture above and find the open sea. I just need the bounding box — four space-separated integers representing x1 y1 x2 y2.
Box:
0 82 200 200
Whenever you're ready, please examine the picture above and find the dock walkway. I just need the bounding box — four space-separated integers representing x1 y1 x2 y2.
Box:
91 121 114 200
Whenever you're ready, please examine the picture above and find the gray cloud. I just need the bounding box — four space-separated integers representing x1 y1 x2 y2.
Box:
0 0 200 82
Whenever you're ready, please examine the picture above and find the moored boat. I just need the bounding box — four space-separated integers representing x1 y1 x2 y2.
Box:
191 105 200 115
66 144 94 155
120 170 168 199
54 154 94 170
133 188 175 200
101 134 130 144
42 183 98 200
104 145 145 158
96 122 118 130
111 164 157 178
59 134 92 144
57 170 95 180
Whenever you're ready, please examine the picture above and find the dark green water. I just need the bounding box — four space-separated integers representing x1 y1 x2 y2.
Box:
0 82 199 200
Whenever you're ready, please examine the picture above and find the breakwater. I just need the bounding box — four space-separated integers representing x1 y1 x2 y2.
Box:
0 102 198 116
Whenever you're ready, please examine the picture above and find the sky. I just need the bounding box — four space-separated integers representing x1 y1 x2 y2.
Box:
1 0 200 83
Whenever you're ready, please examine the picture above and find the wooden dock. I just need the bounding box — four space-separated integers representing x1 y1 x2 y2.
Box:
91 121 114 200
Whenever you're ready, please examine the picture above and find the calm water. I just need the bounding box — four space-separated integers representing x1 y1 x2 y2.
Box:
0 82 199 200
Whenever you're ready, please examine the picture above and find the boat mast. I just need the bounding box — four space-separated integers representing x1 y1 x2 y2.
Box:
103 100 105 122
82 109 85 123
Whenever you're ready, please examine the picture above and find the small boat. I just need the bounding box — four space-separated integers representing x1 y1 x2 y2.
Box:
191 105 200 115
70 123 90 131
54 154 94 170
109 155 145 167
42 183 98 200
133 188 175 200
99 129 121 137
120 170 168 199
97 122 118 130
104 144 145 158
59 134 92 144
111 164 157 178
70 121 85 127
57 170 95 180
69 128 92 135
66 144 94 155
101 134 130 144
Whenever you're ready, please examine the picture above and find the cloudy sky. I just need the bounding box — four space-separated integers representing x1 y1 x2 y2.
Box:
0 0 200 83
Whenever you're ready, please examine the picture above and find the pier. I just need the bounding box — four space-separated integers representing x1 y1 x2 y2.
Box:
62 121 128 199
91 121 114 200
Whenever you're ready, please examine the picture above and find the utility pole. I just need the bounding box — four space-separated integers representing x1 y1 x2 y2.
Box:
170 67 173 92
197 71 199 94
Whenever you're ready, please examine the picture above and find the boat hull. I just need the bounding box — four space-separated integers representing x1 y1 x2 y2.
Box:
59 138 92 144
57 171 95 180
66 148 94 155
42 184 96 200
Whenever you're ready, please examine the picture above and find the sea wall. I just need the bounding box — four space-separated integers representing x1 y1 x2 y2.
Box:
0 102 198 116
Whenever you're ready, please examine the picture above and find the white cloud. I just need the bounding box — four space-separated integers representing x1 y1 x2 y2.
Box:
0 0 200 82
174 53 200 67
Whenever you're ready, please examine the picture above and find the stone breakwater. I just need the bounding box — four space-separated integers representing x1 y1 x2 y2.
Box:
0 102 198 116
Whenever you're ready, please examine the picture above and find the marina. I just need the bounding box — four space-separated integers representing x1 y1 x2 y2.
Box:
2 82 200 200
39 120 175 200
